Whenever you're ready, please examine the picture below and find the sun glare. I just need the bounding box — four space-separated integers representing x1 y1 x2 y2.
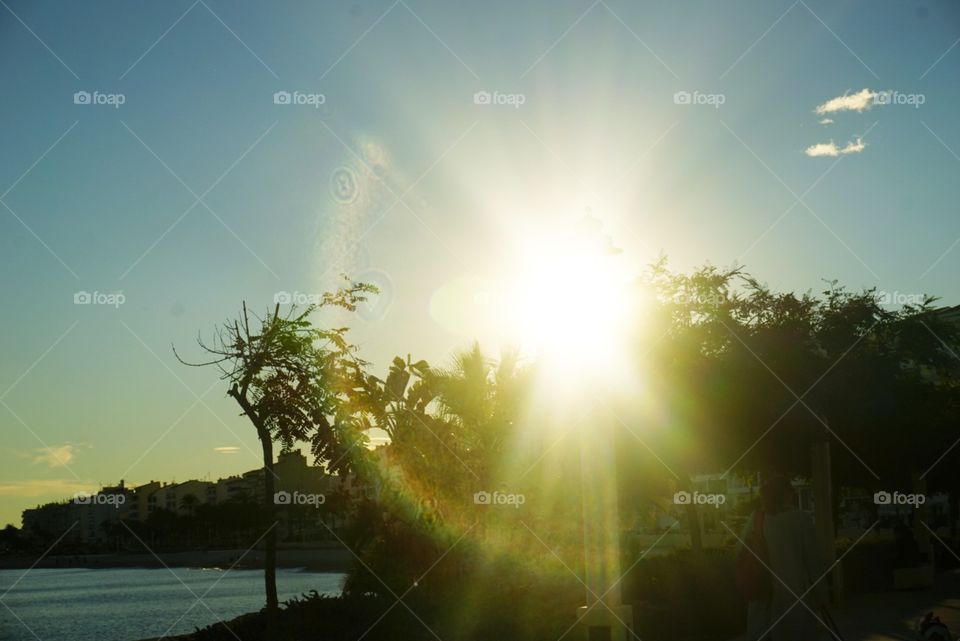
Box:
505 232 639 382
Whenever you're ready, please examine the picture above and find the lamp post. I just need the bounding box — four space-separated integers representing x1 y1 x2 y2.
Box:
577 411 633 641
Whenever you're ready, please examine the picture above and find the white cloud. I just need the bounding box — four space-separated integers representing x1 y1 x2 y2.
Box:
819 118 834 125
804 138 867 157
0 479 93 498
842 138 866 154
805 142 839 157
32 445 75 468
815 89 876 115
214 446 240 455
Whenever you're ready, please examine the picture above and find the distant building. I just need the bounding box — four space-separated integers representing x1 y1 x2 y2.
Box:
22 502 78 545
80 481 133 543
214 475 251 504
22 481 133 546
168 480 215 514
21 451 358 546
132 480 161 521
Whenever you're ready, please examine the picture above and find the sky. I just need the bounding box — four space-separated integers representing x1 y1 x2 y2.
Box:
1 0 959 527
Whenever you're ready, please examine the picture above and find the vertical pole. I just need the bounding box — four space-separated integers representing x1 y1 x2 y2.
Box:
580 420 622 608
912 472 932 573
577 415 632 640
812 436 842 605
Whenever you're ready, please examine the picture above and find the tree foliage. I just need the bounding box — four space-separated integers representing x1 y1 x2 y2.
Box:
177 279 374 615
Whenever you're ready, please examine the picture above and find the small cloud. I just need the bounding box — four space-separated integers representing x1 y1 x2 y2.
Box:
804 138 867 157
819 118 834 125
843 138 866 154
0 479 94 498
214 446 240 455
805 142 841 157
32 445 75 468
815 89 876 115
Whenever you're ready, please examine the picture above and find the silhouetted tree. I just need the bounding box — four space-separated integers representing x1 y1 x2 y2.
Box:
635 259 960 543
177 281 374 621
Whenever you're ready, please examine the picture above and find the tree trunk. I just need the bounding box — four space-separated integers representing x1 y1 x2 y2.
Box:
259 427 279 618
812 438 841 605
950 492 958 540
231 387 280 623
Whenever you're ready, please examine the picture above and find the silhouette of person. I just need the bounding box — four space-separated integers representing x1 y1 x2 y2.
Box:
741 475 829 641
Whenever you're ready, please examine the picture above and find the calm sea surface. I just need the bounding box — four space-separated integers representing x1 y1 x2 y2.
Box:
0 567 345 641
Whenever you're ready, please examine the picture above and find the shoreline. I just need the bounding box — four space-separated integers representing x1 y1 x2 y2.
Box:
0 546 352 572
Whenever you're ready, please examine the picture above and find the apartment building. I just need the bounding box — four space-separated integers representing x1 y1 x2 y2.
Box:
22 450 349 544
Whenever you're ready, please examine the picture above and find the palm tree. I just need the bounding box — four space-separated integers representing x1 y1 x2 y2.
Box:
179 494 200 516
431 344 528 484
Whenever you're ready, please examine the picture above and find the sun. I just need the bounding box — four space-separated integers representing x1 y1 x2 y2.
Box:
503 227 640 383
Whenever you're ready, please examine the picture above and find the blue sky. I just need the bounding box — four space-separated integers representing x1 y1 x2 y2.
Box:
1 0 959 526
